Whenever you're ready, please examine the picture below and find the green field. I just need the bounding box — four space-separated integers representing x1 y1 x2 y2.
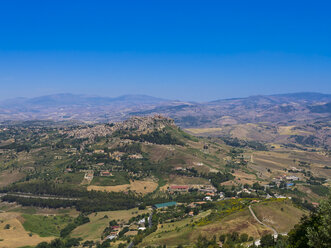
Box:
22 214 74 237
60 172 85 184
91 172 129 186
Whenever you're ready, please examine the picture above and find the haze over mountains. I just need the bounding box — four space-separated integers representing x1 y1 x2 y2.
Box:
1 92 331 127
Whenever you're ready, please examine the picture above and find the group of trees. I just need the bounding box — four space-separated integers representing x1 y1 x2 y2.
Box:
172 167 234 191
60 214 90 238
127 130 184 145
36 238 82 248
133 212 158 245
221 137 268 151
1 181 138 212
207 172 235 191
219 232 253 245
287 195 331 248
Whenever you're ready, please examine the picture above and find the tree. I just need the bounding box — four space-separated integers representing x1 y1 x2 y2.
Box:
252 182 264 190
36 242 49 248
288 196 331 248
240 233 248 243
219 234 226 243
260 234 274 247
275 234 289 248
306 196 331 248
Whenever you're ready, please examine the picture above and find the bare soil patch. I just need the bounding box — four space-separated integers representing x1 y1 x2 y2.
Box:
87 179 158 194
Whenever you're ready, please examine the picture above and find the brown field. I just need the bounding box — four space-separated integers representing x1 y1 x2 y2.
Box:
125 230 138 236
167 174 211 185
0 170 25 188
250 149 331 180
233 170 256 181
186 128 223 134
87 179 158 194
143 144 172 162
0 212 54 248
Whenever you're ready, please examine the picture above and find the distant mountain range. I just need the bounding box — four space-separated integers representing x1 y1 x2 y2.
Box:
1 92 331 127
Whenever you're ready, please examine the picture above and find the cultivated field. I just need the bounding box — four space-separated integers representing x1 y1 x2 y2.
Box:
87 179 158 194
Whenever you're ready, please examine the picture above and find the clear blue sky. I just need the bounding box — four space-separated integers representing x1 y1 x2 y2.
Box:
0 0 330 101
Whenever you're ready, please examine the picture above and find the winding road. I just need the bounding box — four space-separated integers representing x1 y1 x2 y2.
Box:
249 205 278 237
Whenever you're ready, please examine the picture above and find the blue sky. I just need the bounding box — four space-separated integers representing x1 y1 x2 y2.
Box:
0 0 330 101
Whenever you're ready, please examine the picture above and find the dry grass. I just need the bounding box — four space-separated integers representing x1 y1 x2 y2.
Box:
193 209 270 240
186 128 223 134
87 179 158 195
251 199 305 233
0 212 54 248
167 174 211 185
278 125 312 136
143 144 172 163
0 170 25 188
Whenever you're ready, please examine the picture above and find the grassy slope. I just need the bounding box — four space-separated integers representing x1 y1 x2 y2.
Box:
251 199 306 234
71 208 149 241
140 199 305 247
22 214 73 237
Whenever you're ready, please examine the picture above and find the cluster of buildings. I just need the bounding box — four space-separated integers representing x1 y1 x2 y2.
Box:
168 184 217 193
83 170 94 182
106 225 121 240
109 151 124 161
236 188 252 195
106 215 150 241
272 174 300 187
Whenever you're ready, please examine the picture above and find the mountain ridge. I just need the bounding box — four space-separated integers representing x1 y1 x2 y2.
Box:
1 92 331 127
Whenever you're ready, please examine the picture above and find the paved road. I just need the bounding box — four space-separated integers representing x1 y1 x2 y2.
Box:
249 205 278 237
0 193 79 201
148 212 153 228
127 241 134 248
127 212 153 248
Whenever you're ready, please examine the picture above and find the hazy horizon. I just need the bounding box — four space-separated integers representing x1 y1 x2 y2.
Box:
1 1 331 101
2 91 331 103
